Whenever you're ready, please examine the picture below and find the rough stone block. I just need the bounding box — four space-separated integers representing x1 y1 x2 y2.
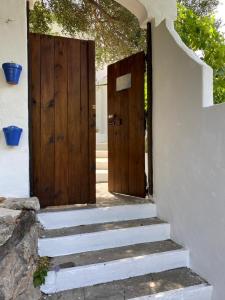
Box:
0 211 41 300
0 208 21 246
0 197 40 211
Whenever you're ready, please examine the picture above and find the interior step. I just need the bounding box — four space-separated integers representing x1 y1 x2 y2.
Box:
96 143 108 150
38 203 156 230
44 268 212 300
41 246 188 293
38 221 170 257
96 150 108 158
96 169 108 182
96 157 108 170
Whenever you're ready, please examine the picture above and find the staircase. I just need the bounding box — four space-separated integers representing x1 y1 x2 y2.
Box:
96 143 108 183
38 200 212 299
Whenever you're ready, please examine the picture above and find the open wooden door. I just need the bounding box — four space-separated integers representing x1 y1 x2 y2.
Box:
108 52 146 198
29 34 96 207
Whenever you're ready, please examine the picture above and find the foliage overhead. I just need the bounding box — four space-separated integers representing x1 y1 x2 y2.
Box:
30 0 225 103
29 0 146 67
175 4 225 104
178 0 219 16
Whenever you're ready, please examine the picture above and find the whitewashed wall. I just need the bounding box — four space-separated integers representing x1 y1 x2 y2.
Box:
0 0 29 197
152 21 224 300
96 71 108 144
96 79 108 144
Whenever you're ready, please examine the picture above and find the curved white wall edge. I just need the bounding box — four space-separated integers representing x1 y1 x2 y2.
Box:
164 20 214 108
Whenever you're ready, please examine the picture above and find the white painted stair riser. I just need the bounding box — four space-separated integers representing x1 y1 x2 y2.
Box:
96 169 108 183
96 150 108 158
38 223 170 257
41 249 189 294
96 158 108 170
38 204 157 230
96 143 107 151
129 285 213 300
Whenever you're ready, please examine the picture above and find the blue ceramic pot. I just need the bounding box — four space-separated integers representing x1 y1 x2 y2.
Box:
2 63 22 85
3 126 23 146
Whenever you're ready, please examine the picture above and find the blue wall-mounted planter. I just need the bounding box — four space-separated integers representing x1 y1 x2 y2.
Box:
2 63 22 85
3 126 23 146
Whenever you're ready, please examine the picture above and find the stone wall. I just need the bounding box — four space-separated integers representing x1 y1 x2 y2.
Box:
0 198 41 300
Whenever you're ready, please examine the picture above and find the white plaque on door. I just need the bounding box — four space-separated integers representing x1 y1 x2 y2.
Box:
116 73 131 92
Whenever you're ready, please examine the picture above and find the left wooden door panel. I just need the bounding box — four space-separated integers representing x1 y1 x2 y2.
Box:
29 33 96 207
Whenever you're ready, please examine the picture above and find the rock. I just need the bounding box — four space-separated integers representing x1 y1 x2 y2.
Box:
0 197 6 203
0 211 41 300
0 197 40 211
0 208 21 246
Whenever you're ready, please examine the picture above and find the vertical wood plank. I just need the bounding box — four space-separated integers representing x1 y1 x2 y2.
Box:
88 41 96 203
119 63 129 194
113 63 122 193
107 64 115 192
54 37 68 206
40 35 55 207
80 41 89 203
67 39 81 204
129 52 145 197
29 34 41 201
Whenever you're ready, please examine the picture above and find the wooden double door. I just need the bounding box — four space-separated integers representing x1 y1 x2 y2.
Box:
108 52 146 198
29 34 96 207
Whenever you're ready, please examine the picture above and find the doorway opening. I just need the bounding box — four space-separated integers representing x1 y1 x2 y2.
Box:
95 49 151 204
28 2 153 207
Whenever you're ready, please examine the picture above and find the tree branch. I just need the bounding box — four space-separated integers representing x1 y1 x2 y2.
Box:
87 0 119 22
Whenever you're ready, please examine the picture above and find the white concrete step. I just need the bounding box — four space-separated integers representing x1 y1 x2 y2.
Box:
130 284 213 300
96 169 108 182
96 143 108 150
38 203 212 299
96 150 108 158
96 158 108 170
38 222 170 257
40 267 212 299
41 248 189 293
38 203 156 230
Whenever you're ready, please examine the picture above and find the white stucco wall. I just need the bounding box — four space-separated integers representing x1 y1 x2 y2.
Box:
152 21 225 300
115 0 177 28
0 0 29 197
96 78 108 144
1 3 224 298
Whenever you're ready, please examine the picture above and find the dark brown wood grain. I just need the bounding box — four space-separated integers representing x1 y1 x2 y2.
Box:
108 52 146 198
67 39 81 205
88 41 96 203
80 41 89 203
40 35 55 207
107 64 115 192
29 34 96 207
29 34 41 199
54 37 68 206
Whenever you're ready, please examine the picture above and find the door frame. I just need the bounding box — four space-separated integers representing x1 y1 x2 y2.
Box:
27 1 34 196
146 22 154 196
27 2 153 198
